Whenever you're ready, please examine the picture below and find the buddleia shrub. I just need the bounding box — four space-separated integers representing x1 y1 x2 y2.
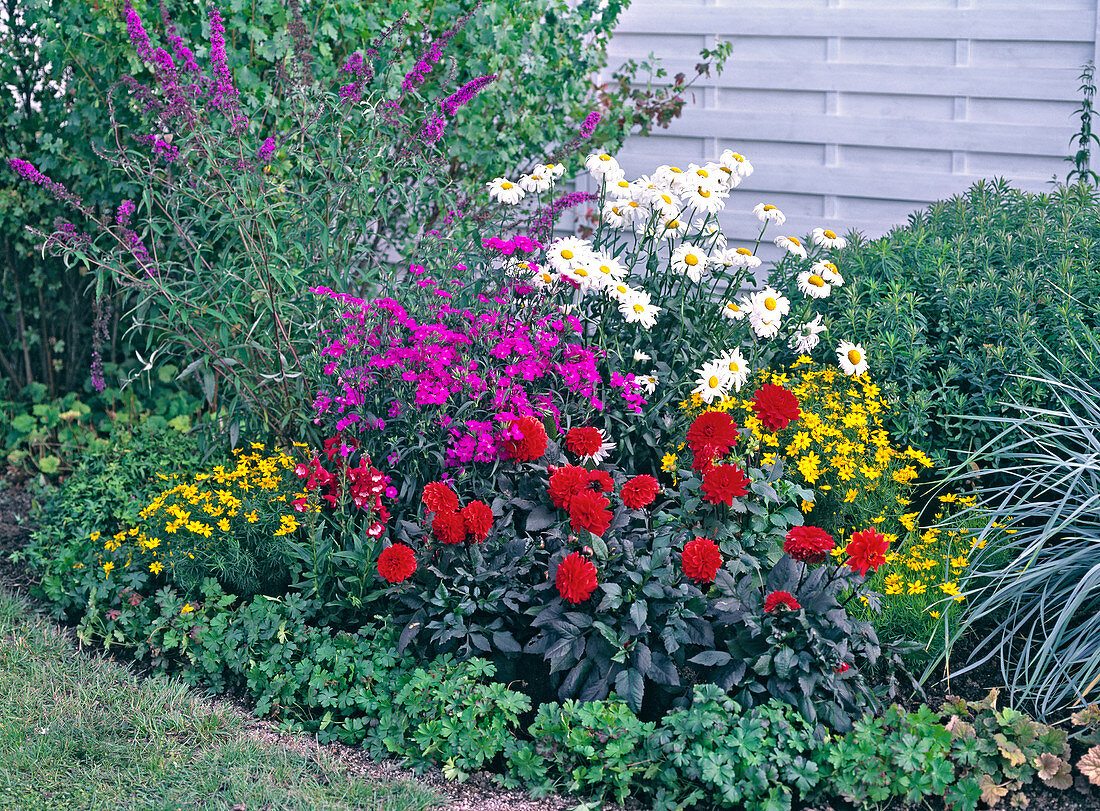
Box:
820 179 1100 467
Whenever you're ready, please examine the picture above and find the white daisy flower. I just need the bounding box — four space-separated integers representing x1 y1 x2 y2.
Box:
692 360 729 404
591 253 627 284
638 372 659 395
753 203 786 225
561 263 602 293
487 177 525 205
619 298 661 329
688 162 723 189
812 227 847 249
633 350 652 363
659 213 688 238
519 172 552 194
720 149 753 178
774 235 807 259
649 190 681 217
837 340 869 376
532 268 557 288
789 314 827 354
607 176 634 199
750 313 781 340
603 202 629 229
683 185 727 215
671 244 709 282
607 281 644 304
797 269 832 299
750 286 791 321
623 199 644 221
547 237 591 272
585 152 621 178
542 162 566 179
714 164 743 191
815 261 845 286
717 348 749 392
654 164 686 187
719 299 748 321
723 247 763 270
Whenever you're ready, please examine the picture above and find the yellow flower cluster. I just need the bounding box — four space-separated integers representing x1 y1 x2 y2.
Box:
681 358 933 537
96 443 314 578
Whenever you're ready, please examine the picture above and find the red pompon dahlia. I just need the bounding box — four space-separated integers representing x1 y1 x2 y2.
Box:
460 500 494 542
764 590 801 612
620 475 660 509
564 426 611 461
568 489 613 537
588 469 615 493
682 537 722 584
846 528 889 576
431 509 467 545
555 552 599 604
548 465 592 509
377 543 417 584
686 411 739 457
503 415 548 462
752 384 801 432
422 481 459 514
701 464 751 506
784 525 836 564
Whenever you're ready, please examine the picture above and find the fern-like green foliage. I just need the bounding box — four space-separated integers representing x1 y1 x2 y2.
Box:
821 179 1100 467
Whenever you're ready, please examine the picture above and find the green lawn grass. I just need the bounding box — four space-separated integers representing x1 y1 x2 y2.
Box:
0 589 441 811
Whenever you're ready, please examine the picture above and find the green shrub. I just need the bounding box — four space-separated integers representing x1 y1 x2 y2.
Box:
821 179 1100 466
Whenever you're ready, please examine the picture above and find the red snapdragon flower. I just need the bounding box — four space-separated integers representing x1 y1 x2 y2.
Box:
377 543 417 584
555 552 598 603
752 384 801 432
682 537 722 584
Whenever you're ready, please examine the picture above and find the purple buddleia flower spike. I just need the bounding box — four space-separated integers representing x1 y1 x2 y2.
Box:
441 74 497 116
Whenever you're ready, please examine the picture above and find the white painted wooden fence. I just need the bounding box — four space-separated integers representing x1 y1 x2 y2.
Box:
595 0 1096 246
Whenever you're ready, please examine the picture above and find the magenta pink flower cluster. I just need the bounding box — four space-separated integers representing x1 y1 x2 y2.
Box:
309 273 645 469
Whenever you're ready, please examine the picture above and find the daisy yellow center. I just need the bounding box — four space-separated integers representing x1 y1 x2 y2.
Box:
808 274 826 287
764 297 778 310
599 265 612 274
696 169 709 177
546 164 556 170
633 304 645 313
847 349 862 365
824 262 837 272
501 182 513 190
617 180 630 188
732 153 744 162
599 154 611 161
561 249 574 260
698 189 711 198
669 166 682 173
667 220 680 229
823 229 837 239
726 303 740 312
660 194 673 205
575 268 589 277
736 248 752 256
615 285 629 294
763 204 777 211
728 362 739 372
788 237 802 246
719 166 732 175
628 201 639 208
540 273 552 282
685 254 699 266
611 207 622 215
708 376 720 388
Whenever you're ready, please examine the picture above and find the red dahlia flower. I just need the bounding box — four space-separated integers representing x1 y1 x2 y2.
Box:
568 489 613 537
422 481 459 514
565 426 614 464
460 500 494 542
377 543 417 584
620 475 660 509
431 509 467 545
682 537 722 584
845 528 889 576
503 415 548 462
701 464 751 506
783 525 836 564
555 552 599 603
752 384 801 432
549 465 593 510
686 411 739 458
764 590 801 612
588 469 614 493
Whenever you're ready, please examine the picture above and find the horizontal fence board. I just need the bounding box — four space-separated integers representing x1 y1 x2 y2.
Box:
614 6 1094 42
